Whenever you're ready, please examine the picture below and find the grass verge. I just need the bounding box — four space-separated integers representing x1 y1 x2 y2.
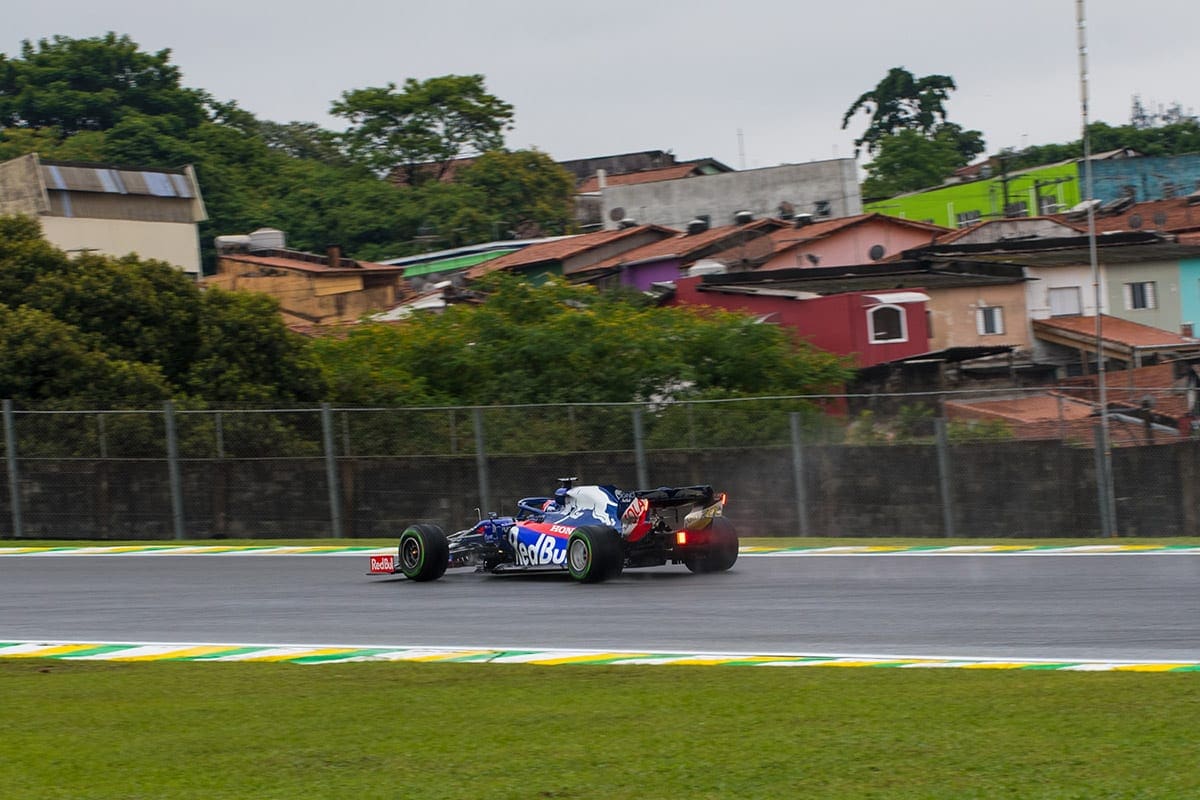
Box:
2 659 1197 799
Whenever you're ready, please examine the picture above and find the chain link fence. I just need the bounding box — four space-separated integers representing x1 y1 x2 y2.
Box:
2 389 1198 540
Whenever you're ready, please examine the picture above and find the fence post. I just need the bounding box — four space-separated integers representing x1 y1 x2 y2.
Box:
3 400 22 539
1093 423 1116 537
214 412 225 459
321 403 344 539
789 413 811 537
632 406 649 489
97 413 108 458
163 401 186 541
935 417 956 538
473 408 491 513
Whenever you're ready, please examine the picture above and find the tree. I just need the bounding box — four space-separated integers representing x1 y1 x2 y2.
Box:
311 275 851 407
0 33 207 135
185 288 326 404
331 75 514 183
0 305 172 409
17 253 204 385
258 120 350 166
841 67 962 157
842 67 985 196
457 149 576 238
0 218 327 406
861 129 966 198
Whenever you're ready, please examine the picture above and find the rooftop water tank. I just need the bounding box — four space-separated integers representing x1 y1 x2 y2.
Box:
248 227 286 251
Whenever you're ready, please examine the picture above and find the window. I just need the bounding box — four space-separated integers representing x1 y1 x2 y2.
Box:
1124 281 1157 310
1048 286 1082 316
813 200 832 217
868 305 907 343
955 209 982 227
1003 201 1028 218
976 306 1005 335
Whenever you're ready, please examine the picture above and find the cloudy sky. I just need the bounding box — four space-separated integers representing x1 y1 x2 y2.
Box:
4 0 1196 170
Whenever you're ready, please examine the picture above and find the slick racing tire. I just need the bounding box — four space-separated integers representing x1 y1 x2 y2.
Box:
398 524 450 582
683 517 739 574
566 525 624 583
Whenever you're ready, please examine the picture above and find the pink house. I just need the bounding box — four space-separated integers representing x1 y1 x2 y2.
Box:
709 213 950 271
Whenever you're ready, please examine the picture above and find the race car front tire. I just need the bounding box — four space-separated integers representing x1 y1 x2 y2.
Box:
567 525 623 583
683 517 739 574
398 524 450 582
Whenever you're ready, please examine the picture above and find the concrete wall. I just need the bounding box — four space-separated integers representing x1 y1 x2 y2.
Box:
8 438 1200 539
927 283 1031 354
0 153 48 215
601 159 861 231
39 216 202 275
1103 258 1181 333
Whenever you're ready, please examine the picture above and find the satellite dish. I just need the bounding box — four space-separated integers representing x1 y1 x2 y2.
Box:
609 207 626 222
868 244 887 261
1128 214 1143 229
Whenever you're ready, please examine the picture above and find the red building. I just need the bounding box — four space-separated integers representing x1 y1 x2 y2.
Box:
669 270 931 368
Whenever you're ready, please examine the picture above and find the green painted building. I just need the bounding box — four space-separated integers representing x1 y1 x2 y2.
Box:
865 161 1081 228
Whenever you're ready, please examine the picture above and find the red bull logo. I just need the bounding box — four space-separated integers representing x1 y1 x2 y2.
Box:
369 555 395 573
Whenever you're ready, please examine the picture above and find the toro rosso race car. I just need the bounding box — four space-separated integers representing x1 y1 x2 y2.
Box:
369 478 736 584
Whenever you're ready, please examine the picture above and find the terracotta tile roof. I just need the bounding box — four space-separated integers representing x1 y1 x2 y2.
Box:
767 213 950 249
946 392 1096 424
218 250 406 276
1056 197 1200 234
1059 363 1195 419
945 372 1193 444
576 163 708 193
466 225 677 279
1033 314 1199 349
582 218 784 272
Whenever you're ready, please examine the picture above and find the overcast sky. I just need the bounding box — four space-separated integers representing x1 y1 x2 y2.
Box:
4 0 1197 170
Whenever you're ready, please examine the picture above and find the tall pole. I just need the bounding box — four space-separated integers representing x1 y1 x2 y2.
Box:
1078 0 1118 536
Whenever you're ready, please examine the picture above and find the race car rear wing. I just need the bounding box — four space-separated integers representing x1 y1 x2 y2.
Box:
627 485 716 507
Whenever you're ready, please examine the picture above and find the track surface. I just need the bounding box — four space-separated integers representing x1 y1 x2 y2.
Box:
3 553 1198 662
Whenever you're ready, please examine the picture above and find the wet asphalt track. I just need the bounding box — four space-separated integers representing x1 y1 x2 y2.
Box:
2 553 1198 662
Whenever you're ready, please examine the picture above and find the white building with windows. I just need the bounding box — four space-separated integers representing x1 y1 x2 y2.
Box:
0 153 207 276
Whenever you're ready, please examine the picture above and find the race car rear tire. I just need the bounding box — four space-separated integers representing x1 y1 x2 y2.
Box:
683 517 739 574
567 525 623 583
398 524 449 582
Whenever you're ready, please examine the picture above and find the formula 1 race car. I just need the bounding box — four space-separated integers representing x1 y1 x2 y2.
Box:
369 478 737 583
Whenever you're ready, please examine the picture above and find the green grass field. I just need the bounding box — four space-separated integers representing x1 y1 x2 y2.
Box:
3 659 1198 799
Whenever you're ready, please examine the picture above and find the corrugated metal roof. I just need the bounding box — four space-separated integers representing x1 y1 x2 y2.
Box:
40 163 195 199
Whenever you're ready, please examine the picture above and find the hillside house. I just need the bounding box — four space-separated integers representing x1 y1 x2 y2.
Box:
0 153 207 275
207 238 409 327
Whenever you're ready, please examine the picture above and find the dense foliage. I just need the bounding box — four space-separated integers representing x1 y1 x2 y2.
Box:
310 275 853 408
1005 120 1200 171
0 33 576 269
0 217 324 408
